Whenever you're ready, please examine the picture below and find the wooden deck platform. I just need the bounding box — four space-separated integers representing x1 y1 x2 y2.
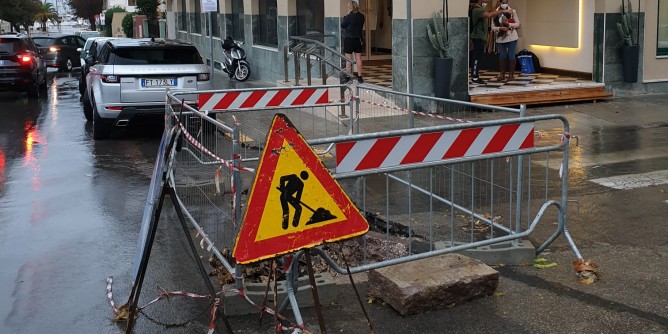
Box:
470 85 613 106
468 72 613 107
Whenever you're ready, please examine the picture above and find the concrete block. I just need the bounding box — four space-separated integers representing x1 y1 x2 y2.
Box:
223 273 337 316
368 254 499 316
434 239 536 266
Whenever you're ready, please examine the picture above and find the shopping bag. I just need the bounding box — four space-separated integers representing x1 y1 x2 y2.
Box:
518 55 535 74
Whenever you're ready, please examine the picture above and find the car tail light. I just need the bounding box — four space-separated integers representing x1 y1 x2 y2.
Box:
18 54 32 64
197 73 210 81
105 106 122 110
48 46 60 52
101 75 120 83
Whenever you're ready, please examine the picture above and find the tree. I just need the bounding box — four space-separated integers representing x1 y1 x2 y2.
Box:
136 0 160 37
136 0 160 23
67 0 102 31
0 0 41 32
121 13 133 38
104 6 125 37
35 2 59 32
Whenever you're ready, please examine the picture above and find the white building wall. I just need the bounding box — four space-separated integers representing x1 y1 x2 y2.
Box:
106 0 136 12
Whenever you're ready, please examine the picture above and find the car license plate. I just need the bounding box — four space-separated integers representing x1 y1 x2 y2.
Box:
141 78 176 87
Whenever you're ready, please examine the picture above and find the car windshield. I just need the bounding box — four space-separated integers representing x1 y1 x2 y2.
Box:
0 39 19 53
32 38 56 47
111 47 202 65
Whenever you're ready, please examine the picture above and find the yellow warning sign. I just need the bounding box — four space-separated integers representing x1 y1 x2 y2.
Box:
254 138 347 240
233 114 369 264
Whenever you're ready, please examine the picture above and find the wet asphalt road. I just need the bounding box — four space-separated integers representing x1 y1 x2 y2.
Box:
0 68 667 334
0 70 168 333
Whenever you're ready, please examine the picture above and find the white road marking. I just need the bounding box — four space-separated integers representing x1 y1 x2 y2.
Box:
589 170 668 190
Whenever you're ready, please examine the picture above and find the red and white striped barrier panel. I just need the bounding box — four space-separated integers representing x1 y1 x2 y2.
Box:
335 122 535 173
198 88 329 111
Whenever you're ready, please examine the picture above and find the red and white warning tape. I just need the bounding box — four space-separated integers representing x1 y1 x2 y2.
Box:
106 276 118 314
360 98 474 123
172 114 254 173
107 274 311 333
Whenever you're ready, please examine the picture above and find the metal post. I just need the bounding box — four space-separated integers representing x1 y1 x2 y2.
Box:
306 51 312 86
209 12 214 80
284 44 290 82
515 104 526 239
320 45 327 85
294 50 301 86
232 121 244 290
407 0 414 128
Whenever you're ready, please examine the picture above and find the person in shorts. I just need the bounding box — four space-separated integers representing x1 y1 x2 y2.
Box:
341 1 365 83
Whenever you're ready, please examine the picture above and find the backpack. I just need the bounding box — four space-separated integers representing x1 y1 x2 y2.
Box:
516 49 541 73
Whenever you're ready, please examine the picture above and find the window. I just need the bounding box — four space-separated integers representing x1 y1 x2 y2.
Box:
110 47 203 65
255 0 277 47
230 0 244 40
659 0 668 56
128 0 136 5
210 6 220 37
193 0 202 34
296 0 324 36
180 0 187 31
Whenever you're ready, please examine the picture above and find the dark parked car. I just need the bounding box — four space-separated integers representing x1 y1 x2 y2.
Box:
32 34 85 72
0 33 47 98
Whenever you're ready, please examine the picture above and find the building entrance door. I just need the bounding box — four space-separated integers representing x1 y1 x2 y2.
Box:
359 0 392 60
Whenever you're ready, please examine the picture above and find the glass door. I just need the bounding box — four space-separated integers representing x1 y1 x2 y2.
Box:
359 0 392 60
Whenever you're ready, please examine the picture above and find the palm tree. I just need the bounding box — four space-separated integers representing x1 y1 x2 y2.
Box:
35 2 59 32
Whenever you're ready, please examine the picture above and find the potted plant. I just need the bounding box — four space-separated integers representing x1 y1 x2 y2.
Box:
426 11 452 98
617 0 640 83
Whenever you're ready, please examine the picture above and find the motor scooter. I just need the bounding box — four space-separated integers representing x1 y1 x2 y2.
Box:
221 36 251 82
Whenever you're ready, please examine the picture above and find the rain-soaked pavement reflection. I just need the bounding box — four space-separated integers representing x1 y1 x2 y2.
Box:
0 71 164 333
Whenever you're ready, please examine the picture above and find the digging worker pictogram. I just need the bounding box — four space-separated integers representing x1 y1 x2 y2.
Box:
278 171 309 229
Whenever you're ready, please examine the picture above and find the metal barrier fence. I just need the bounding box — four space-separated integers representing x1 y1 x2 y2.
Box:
352 83 525 134
309 114 582 275
129 85 584 332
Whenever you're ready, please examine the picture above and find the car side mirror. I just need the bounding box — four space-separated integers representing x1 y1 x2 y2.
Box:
85 55 95 65
76 48 82 52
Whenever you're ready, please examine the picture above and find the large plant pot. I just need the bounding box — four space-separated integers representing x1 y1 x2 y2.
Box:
434 57 453 99
622 45 639 83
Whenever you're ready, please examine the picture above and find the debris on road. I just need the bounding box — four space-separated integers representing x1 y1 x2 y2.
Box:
572 259 600 284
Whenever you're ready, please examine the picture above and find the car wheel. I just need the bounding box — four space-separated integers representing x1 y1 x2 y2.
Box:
39 75 48 93
92 95 110 140
61 58 73 72
26 84 40 99
82 89 93 121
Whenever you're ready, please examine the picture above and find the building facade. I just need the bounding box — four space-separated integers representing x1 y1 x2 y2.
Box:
161 0 668 99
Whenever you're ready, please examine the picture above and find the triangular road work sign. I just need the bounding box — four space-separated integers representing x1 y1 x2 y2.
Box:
233 114 368 264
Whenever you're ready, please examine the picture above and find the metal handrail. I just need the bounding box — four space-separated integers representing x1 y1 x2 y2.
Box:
284 35 355 85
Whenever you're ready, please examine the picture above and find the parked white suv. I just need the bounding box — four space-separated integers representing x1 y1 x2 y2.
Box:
83 38 212 139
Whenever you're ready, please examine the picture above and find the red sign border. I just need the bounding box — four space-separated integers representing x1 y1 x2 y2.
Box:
233 114 368 264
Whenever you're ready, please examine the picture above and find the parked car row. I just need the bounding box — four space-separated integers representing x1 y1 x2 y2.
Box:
79 38 213 140
0 32 212 139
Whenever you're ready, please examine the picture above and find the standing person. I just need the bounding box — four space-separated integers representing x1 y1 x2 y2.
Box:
469 0 510 84
341 1 365 83
491 0 520 81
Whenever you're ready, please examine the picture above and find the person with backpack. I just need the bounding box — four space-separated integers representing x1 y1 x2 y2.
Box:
491 0 521 81
469 0 511 84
